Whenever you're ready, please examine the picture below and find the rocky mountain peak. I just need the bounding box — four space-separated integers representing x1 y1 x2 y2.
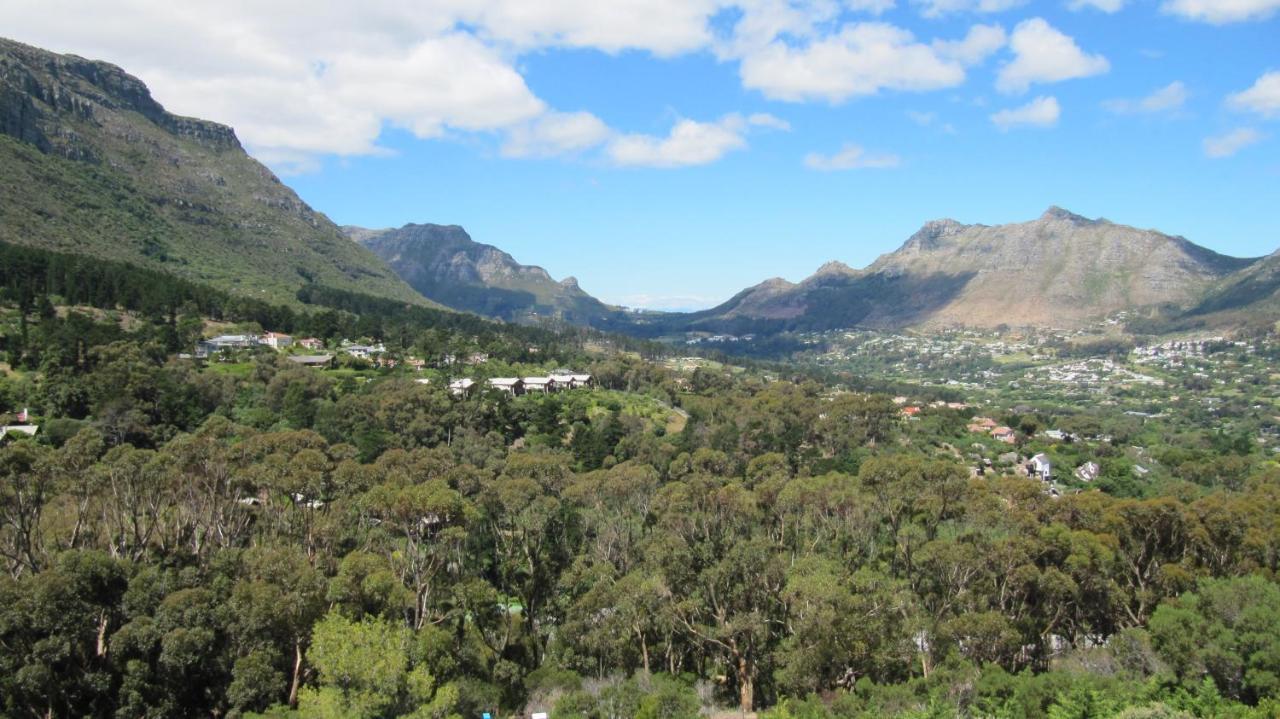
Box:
812 260 857 278
1038 206 1099 225
899 218 967 254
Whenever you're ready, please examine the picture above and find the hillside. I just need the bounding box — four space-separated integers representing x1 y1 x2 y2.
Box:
666 207 1258 334
0 37 427 307
348 223 620 324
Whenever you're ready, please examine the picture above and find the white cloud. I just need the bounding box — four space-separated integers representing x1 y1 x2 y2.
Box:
803 143 901 170
847 0 898 13
990 95 1061 129
738 23 968 103
913 0 1025 18
996 18 1109 94
1162 0 1280 23
1068 0 1125 11
468 0 720 56
933 24 1007 66
747 112 793 130
607 115 754 167
1227 71 1280 119
1203 128 1264 158
501 111 612 158
1102 81 1189 114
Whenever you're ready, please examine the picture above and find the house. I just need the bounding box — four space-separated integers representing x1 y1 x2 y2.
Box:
298 337 325 350
405 358 427 371
549 372 592 389
199 332 257 353
1028 453 1052 481
261 332 293 349
0 425 38 441
448 378 476 397
991 426 1017 444
523 376 557 394
1075 461 1100 482
487 378 524 396
287 354 333 368
901 406 922 418
341 343 385 360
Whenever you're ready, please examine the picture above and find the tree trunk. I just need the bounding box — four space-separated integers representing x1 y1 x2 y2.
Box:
288 640 304 707
737 655 754 713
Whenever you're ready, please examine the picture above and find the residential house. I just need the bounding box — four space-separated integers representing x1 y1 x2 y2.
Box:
991 426 1017 444
261 332 293 349
298 337 325 350
487 378 524 396
523 376 557 394
204 334 259 351
1028 453 1052 482
901 406 922 418
549 372 592 389
448 378 476 397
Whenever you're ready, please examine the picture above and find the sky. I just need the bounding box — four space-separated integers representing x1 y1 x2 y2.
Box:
3 1 1279 310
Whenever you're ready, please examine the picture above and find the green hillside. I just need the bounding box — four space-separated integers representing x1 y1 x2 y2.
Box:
0 37 429 308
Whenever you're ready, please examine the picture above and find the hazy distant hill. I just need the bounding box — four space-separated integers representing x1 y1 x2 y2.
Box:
0 37 427 307
348 223 620 324
667 207 1259 334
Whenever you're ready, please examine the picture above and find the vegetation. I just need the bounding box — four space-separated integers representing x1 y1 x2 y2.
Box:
3 251 1280 719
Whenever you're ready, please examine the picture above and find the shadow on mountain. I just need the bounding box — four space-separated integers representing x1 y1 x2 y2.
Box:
604 271 977 337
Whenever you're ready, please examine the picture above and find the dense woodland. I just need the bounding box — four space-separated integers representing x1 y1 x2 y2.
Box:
2 250 1280 719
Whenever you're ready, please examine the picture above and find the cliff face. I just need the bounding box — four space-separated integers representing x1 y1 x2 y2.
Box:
349 223 619 324
0 37 428 307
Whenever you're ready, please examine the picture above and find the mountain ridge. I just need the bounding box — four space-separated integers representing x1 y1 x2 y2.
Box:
661 207 1262 333
347 222 621 324
0 36 429 308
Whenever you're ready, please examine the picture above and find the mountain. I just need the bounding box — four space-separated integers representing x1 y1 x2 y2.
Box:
1181 248 1280 325
669 207 1259 333
0 37 427 307
347 223 620 324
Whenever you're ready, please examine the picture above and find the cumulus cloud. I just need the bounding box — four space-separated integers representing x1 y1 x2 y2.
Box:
990 95 1061 129
746 112 793 130
996 18 1109 94
1068 0 1125 11
1227 71 1280 119
738 23 971 103
1102 81 1189 114
1162 0 1280 23
933 24 1007 66
1203 128 1264 157
912 0 1025 18
501 111 612 158
803 143 902 170
606 114 756 168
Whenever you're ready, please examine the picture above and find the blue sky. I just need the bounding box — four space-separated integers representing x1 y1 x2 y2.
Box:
5 0 1279 309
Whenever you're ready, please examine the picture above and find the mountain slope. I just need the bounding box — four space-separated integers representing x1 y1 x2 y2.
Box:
673 207 1257 333
348 223 619 324
0 37 428 307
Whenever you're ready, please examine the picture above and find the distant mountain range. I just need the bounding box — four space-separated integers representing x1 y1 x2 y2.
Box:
0 37 426 307
646 206 1261 334
4 36 1278 339
345 223 622 324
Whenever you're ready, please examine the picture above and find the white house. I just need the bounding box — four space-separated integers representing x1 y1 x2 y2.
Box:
549 372 592 389
523 376 556 394
487 378 523 396
261 332 294 349
448 378 475 396
1028 453 1052 482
